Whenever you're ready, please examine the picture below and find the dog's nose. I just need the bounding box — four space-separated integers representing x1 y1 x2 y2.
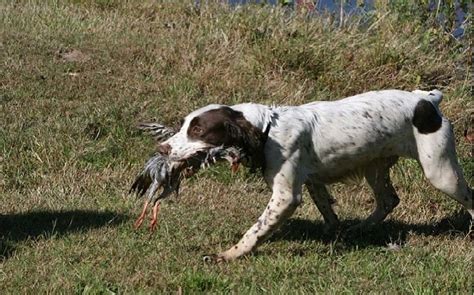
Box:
157 143 171 155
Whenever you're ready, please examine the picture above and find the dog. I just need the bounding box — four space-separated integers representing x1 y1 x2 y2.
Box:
155 89 473 262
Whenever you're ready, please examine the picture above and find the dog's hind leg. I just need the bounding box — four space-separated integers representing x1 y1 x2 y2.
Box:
351 157 399 230
306 180 340 231
415 119 473 218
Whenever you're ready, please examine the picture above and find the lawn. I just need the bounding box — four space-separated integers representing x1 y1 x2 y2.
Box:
0 0 472 293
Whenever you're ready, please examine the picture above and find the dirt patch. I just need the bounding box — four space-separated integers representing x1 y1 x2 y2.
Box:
56 48 90 62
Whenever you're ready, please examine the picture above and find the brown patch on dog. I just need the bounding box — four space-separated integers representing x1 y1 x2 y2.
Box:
412 99 442 134
187 107 269 170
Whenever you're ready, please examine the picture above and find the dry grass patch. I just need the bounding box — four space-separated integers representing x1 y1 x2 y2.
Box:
1 0 472 293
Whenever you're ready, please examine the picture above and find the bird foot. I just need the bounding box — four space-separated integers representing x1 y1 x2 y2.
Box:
149 202 161 233
134 200 149 230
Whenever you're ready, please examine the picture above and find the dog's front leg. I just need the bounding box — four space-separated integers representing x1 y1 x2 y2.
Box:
204 169 303 262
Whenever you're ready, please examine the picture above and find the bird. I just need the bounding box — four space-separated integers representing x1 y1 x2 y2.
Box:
129 122 179 232
130 122 244 233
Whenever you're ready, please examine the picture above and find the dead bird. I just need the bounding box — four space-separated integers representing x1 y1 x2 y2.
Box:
129 144 244 233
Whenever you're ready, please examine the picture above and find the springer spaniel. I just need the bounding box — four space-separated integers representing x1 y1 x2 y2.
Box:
156 89 473 262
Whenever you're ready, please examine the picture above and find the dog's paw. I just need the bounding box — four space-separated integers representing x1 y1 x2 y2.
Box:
202 254 226 263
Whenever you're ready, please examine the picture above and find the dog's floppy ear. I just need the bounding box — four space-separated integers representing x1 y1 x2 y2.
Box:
224 120 246 145
224 117 269 171
224 120 258 150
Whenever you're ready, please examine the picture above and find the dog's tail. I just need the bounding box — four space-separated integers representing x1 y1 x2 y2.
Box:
412 89 443 106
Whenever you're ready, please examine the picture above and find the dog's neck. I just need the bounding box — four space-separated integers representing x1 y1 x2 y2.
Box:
231 103 275 132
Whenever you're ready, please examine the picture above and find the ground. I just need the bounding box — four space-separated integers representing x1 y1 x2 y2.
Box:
0 0 472 293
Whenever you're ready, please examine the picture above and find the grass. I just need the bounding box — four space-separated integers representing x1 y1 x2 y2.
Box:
0 0 472 293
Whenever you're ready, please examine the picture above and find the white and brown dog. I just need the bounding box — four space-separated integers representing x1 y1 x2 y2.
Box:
154 89 473 262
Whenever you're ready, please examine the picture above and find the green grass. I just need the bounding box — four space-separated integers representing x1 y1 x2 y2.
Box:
1 0 473 293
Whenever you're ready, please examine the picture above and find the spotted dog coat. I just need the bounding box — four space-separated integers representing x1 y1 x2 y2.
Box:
159 89 473 261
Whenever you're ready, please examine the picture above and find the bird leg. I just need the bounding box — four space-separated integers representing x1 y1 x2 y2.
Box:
149 201 161 233
134 200 149 230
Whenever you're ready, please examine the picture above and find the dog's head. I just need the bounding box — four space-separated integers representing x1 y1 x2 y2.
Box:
160 105 269 170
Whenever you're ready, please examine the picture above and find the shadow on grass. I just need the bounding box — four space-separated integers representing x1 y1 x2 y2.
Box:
0 210 128 260
271 211 472 250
